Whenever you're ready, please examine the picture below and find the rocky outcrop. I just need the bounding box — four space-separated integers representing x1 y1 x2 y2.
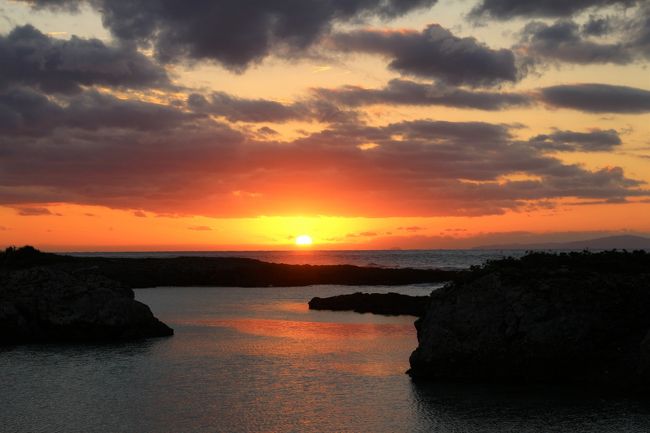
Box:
309 292 430 316
0 267 173 345
1 246 458 288
408 251 650 391
77 258 456 288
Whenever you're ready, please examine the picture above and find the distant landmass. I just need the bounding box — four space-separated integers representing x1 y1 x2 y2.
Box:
474 235 650 250
0 246 457 288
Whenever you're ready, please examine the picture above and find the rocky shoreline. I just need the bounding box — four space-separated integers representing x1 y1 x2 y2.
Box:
0 245 455 345
8 243 650 393
0 266 173 345
1 246 458 288
408 250 650 392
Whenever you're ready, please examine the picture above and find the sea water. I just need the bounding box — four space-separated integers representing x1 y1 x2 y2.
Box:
2 251 650 432
68 248 527 269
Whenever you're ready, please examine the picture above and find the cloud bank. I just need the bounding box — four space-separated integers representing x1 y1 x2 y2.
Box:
0 25 169 94
0 95 645 217
332 25 519 86
24 0 439 69
540 83 650 113
470 0 637 19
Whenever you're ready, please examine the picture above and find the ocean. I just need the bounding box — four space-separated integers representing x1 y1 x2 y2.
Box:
68 248 528 270
3 250 649 432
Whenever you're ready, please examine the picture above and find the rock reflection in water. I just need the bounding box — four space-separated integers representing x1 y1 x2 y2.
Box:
4 285 650 433
410 381 650 433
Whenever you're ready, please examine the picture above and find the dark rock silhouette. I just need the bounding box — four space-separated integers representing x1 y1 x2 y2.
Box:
1 246 458 288
87 258 456 287
475 234 650 250
0 265 173 345
309 292 430 316
1 245 69 268
408 250 650 391
0 245 455 345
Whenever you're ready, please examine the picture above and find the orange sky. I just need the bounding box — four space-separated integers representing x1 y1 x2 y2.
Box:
0 0 648 250
2 200 648 250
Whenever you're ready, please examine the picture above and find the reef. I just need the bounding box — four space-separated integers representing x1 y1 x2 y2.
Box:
309 292 430 316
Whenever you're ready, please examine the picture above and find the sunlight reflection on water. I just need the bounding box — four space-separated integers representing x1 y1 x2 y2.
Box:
2 285 650 432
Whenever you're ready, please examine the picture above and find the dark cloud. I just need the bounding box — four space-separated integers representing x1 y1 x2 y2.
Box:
540 83 650 113
257 126 279 136
0 107 249 211
346 231 379 238
529 129 622 152
332 25 518 87
628 4 650 58
188 92 301 123
23 0 84 11
582 15 613 36
64 91 200 131
2 1 645 220
0 86 197 136
470 0 637 19
518 20 631 64
514 4 650 65
398 226 425 231
313 79 532 110
0 25 170 94
23 0 438 70
0 86 64 135
188 226 212 231
0 92 645 217
188 91 357 124
188 80 531 125
14 206 56 216
382 119 514 144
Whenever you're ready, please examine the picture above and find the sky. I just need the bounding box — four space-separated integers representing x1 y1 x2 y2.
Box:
0 0 649 251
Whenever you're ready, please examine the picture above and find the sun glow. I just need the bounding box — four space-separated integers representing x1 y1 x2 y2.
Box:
295 234 313 246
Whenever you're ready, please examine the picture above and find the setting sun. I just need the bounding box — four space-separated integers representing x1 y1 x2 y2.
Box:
295 235 313 246
3 1 650 432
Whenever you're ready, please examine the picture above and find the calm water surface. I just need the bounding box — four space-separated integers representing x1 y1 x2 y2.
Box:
2 284 650 432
